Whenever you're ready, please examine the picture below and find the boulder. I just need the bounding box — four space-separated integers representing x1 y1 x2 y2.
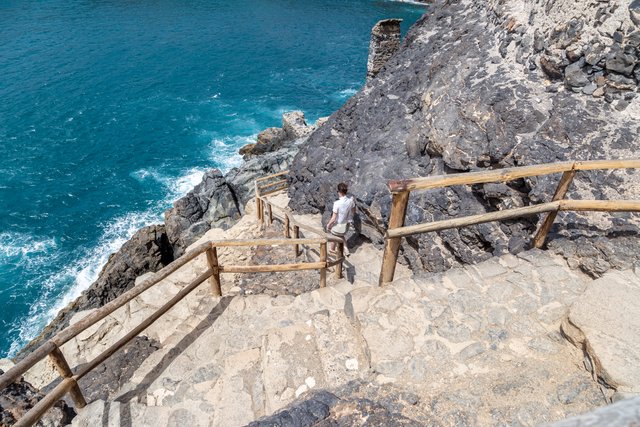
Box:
606 51 637 75
238 127 287 159
630 0 640 27
164 169 241 257
562 270 640 392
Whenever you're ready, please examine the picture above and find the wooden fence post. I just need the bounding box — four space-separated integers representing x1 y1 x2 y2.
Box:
379 191 410 285
284 214 290 238
206 247 222 296
293 226 300 257
254 182 261 221
49 347 86 408
267 203 273 225
533 169 576 248
319 242 327 288
336 242 344 279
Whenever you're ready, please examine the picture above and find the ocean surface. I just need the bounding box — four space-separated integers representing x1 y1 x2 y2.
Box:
0 1 425 356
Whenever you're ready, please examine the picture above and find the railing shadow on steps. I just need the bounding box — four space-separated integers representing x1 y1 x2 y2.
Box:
0 172 344 426
379 159 640 284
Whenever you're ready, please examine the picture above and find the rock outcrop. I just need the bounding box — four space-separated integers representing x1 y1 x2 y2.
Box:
367 19 403 81
288 0 640 274
0 368 74 427
238 111 315 160
164 169 241 257
561 269 640 395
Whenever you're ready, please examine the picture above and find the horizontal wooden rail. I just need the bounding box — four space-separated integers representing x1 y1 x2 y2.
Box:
386 199 640 239
255 170 289 183
220 262 326 274
258 179 287 190
380 159 640 284
387 202 560 238
387 159 640 193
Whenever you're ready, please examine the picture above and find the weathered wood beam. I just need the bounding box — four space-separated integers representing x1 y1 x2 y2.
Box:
387 159 640 193
386 201 560 239
379 191 410 284
219 262 326 274
255 170 289 182
533 170 576 248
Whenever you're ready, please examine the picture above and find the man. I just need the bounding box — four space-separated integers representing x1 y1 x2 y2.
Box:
327 182 356 255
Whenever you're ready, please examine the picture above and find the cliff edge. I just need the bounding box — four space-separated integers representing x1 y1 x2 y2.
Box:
289 0 640 275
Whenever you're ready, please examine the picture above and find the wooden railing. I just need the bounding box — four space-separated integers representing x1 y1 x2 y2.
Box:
0 213 338 425
254 171 346 281
379 159 640 284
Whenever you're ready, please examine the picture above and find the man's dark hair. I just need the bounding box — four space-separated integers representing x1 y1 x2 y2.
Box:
337 183 348 195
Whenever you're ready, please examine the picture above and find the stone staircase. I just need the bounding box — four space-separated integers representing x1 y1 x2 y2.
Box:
62 195 639 426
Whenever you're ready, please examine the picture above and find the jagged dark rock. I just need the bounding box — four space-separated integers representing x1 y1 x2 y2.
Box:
238 111 314 160
0 369 75 427
16 225 173 359
164 169 241 257
76 336 160 403
239 127 287 160
288 0 640 274
226 144 297 208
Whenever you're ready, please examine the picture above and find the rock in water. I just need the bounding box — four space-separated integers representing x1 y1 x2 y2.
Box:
0 368 74 426
288 0 640 274
367 19 402 81
165 169 241 257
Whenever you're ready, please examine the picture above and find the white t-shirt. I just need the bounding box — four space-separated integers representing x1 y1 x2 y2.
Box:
333 196 355 224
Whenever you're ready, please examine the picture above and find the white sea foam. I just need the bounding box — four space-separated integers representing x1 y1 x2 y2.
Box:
0 232 57 260
132 167 206 202
210 134 254 172
6 138 251 356
332 87 359 101
6 208 162 356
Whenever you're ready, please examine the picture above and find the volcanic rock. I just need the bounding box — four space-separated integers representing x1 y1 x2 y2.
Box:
165 169 241 257
0 368 74 427
288 0 640 274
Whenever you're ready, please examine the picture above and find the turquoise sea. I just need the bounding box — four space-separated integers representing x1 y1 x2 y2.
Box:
0 0 425 356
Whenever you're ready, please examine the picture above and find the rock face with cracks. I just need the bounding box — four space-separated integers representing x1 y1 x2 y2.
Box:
164 169 241 257
288 0 640 274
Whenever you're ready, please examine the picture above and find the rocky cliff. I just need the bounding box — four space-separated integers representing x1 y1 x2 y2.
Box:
288 0 640 274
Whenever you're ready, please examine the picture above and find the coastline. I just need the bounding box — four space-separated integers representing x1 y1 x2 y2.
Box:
12 111 323 361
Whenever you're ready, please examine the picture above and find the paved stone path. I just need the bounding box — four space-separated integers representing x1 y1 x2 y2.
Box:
31 194 633 426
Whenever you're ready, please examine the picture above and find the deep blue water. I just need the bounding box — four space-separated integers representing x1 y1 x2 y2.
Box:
0 1 425 356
